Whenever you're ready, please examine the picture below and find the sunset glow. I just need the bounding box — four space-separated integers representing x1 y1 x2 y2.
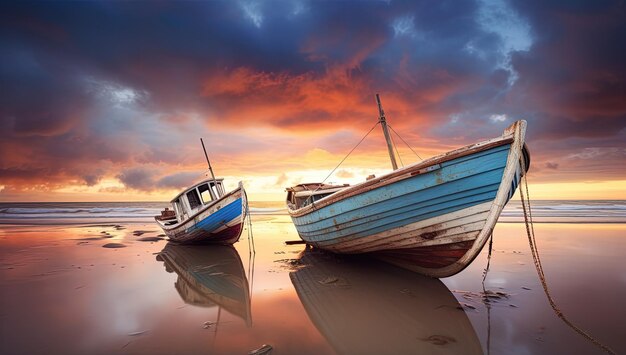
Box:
1 1 624 202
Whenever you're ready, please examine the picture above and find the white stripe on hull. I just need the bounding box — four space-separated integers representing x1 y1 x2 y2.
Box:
313 202 492 253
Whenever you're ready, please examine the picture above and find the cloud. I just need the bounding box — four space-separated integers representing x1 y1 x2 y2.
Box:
335 169 355 179
116 168 156 191
0 1 624 199
391 15 418 38
476 0 533 84
156 172 201 189
489 114 508 122
544 162 558 170
82 172 104 186
239 0 263 28
275 173 288 187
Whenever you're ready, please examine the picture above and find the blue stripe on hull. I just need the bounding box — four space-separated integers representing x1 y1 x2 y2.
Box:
292 144 512 244
187 198 243 234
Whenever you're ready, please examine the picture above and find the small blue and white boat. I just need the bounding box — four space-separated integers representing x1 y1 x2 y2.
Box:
155 179 246 244
155 139 247 244
286 95 530 277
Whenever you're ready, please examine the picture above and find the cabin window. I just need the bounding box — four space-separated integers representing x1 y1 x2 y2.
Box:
186 189 202 210
216 182 225 196
294 192 335 208
296 197 310 208
198 184 214 203
172 199 183 221
210 182 221 199
312 193 332 202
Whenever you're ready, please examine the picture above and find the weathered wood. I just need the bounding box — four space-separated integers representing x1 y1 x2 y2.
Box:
285 120 529 277
289 135 514 217
376 94 398 170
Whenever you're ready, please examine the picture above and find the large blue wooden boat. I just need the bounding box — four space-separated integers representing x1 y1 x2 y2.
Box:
286 96 530 277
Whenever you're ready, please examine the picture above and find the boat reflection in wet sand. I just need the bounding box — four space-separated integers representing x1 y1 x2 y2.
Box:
290 250 482 355
157 243 252 326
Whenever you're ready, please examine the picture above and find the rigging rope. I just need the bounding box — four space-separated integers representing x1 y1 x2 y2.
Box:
314 121 380 189
388 124 423 161
517 138 616 354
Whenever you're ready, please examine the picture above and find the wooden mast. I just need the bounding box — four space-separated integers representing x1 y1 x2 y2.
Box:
200 138 221 197
376 94 398 170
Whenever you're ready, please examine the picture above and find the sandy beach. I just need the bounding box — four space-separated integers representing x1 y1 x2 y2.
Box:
1 210 624 354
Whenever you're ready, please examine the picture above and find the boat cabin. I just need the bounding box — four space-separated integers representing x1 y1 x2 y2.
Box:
168 178 227 223
286 183 349 210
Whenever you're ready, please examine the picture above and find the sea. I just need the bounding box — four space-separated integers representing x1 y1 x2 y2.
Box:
0 200 624 224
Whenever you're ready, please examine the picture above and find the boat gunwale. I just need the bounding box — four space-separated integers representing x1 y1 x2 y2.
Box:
287 133 515 218
291 154 508 229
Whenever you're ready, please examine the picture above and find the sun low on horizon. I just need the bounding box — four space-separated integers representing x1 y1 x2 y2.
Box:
1 1 625 203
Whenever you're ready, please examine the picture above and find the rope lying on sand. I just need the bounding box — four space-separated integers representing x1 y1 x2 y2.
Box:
516 139 616 355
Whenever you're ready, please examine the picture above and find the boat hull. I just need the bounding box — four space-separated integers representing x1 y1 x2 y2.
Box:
157 184 246 245
288 121 528 277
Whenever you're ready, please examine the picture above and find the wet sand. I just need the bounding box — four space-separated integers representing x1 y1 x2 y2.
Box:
0 217 624 354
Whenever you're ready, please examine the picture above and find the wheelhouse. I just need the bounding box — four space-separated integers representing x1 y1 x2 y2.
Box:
286 183 349 210
170 178 227 223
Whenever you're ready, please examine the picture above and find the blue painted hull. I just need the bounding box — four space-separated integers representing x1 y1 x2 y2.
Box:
158 186 246 245
294 144 510 242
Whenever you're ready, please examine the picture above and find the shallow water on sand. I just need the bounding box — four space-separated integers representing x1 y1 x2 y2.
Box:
0 217 624 354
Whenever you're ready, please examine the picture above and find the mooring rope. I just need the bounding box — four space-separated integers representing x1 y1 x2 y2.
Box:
482 233 494 355
316 121 380 188
243 188 255 255
517 139 616 354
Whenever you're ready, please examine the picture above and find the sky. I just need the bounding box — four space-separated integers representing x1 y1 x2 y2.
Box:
1 0 625 202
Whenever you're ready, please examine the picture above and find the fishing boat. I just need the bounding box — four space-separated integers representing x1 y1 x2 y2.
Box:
157 243 252 326
290 249 482 354
155 139 247 244
285 94 530 277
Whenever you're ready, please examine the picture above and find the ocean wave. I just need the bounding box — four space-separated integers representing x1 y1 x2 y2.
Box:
0 201 624 224
249 207 286 215
0 204 287 221
0 207 154 215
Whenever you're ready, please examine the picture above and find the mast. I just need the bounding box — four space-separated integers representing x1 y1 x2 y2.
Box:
200 138 220 194
376 94 398 170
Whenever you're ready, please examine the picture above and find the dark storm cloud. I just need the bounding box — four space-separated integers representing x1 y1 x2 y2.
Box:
115 169 202 191
116 167 155 191
508 0 626 140
0 0 624 194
